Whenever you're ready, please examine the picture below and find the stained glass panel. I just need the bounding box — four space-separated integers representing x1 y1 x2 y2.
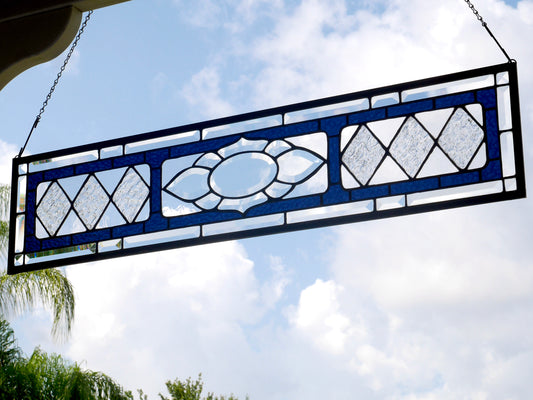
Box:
8 63 526 274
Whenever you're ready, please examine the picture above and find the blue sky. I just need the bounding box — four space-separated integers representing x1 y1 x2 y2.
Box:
1 0 533 399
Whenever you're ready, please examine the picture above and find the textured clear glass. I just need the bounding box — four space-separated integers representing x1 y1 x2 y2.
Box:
390 117 433 177
37 182 70 235
112 168 149 222
74 176 109 230
342 126 385 185
438 108 484 169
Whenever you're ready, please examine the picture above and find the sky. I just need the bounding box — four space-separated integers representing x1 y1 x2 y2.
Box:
1 0 533 399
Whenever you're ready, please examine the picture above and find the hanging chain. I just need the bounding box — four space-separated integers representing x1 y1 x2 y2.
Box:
463 0 513 63
18 10 93 158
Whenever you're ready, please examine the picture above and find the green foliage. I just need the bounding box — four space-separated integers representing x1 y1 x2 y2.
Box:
159 374 247 400
0 318 132 400
0 184 75 341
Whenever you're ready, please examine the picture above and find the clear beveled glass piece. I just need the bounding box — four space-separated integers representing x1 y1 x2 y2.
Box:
283 164 328 199
211 153 277 198
505 178 517 192
74 176 109 230
98 239 122 253
377 195 406 211
18 164 27 175
37 182 70 235
25 243 96 264
203 214 284 236
17 176 26 212
126 130 200 154
195 193 221 210
218 192 268 213
167 167 210 201
162 192 200 217
287 200 373 223
438 108 484 169
100 145 123 159
29 151 98 173
497 86 512 130
124 226 200 248
407 181 503 206
195 152 222 168
402 74 494 102
277 149 323 184
14 254 23 266
265 140 292 157
342 125 385 185
500 131 516 177
15 215 25 253
371 92 399 108
286 132 328 159
390 117 433 177
112 168 150 223
203 115 282 140
218 138 268 158
284 98 369 124
497 72 509 85
265 181 292 198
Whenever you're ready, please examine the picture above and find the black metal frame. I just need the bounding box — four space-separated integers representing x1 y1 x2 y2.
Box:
8 62 526 274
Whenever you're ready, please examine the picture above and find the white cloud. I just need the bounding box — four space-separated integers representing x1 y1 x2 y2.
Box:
0 140 18 184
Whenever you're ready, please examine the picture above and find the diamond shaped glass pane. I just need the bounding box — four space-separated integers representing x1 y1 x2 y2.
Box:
74 176 109 230
113 168 149 223
37 182 70 235
342 125 385 185
438 108 484 169
390 117 433 177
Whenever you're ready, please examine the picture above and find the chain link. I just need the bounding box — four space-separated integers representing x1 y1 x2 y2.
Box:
18 11 93 157
464 0 486 26
463 0 512 63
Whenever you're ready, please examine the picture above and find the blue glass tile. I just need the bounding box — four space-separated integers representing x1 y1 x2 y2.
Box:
145 214 168 233
28 173 44 191
25 236 41 252
351 185 389 200
328 136 340 184
485 110 500 159
168 211 239 229
481 160 502 180
76 159 113 174
387 100 433 117
322 185 350 205
348 109 386 124
151 169 162 213
42 236 71 250
440 172 479 187
113 153 145 168
245 196 322 217
72 230 111 245
44 166 74 180
321 116 347 136
476 89 497 108
435 92 475 108
112 223 144 238
390 178 439 195
146 149 169 167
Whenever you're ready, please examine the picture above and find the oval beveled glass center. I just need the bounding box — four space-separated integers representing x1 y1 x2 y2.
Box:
210 152 277 198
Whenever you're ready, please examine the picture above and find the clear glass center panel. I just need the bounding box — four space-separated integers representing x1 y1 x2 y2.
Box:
210 153 277 198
